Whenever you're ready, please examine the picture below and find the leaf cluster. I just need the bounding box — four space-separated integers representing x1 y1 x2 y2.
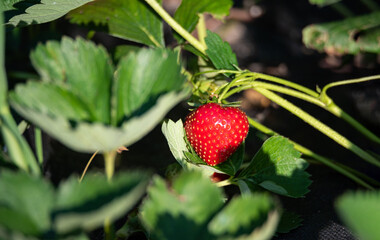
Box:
0 170 151 239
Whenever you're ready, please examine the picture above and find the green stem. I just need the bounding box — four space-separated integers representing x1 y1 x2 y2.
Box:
224 80 326 107
104 151 117 181
327 102 380 145
34 127 43 166
104 217 114 240
144 0 206 54
197 14 207 48
254 88 380 168
247 117 374 189
221 74 380 145
293 144 374 190
320 75 380 100
252 72 320 97
0 106 40 175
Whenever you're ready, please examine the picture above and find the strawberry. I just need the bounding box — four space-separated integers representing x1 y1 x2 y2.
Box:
184 103 249 166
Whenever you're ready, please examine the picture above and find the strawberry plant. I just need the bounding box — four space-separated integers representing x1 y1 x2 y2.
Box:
0 0 380 239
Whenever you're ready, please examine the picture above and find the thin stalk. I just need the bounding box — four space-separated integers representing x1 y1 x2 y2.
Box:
254 88 380 168
320 75 380 144
197 14 207 48
223 77 380 145
104 150 117 181
327 102 380 145
247 117 374 189
252 72 320 97
34 127 43 166
320 75 380 101
104 217 114 240
224 81 326 107
144 0 206 54
293 144 374 190
79 150 99 182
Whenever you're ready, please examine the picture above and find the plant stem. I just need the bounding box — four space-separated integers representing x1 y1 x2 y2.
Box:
224 80 326 107
247 117 374 189
104 217 114 240
293 144 374 190
34 127 43 166
79 150 99 182
0 106 40 175
104 150 117 181
326 102 380 145
144 0 206 54
320 75 380 100
252 72 319 97
254 88 380 168
197 14 207 47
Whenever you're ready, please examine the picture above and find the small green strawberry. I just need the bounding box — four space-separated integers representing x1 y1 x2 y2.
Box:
184 103 249 166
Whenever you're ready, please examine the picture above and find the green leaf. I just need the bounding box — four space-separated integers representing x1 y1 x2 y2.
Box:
0 170 54 236
162 119 193 170
140 171 225 240
11 81 92 121
1 0 24 11
276 210 303 234
114 45 141 62
208 194 279 240
308 0 340 7
54 171 150 234
205 30 238 71
29 37 114 123
68 0 164 47
174 0 232 41
336 190 380 240
10 38 187 153
11 89 188 153
6 0 93 27
0 11 40 175
162 118 244 176
213 143 244 176
239 136 311 198
115 48 185 122
303 11 380 55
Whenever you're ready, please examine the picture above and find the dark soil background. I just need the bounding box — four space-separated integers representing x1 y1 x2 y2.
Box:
4 0 380 239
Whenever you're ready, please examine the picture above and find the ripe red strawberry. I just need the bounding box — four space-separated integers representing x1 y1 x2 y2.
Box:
184 103 249 166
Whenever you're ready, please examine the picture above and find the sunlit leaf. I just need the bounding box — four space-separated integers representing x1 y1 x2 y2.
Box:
205 30 238 72
7 0 93 27
239 136 311 198
68 0 164 47
10 38 187 153
174 0 232 42
162 119 193 170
